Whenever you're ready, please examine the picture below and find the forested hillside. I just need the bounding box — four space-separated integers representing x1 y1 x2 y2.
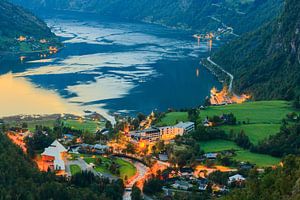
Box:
222 155 300 200
213 0 300 100
10 0 283 35
0 0 57 52
0 133 124 200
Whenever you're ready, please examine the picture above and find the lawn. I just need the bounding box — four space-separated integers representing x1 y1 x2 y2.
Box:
200 139 242 152
70 164 81 175
157 101 296 144
63 119 104 133
234 150 281 167
9 118 103 133
199 139 280 167
26 119 57 131
222 124 281 144
114 158 137 180
157 112 188 126
199 101 294 124
82 155 136 180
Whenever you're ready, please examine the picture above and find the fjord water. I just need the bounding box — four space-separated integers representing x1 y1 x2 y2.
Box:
0 11 221 119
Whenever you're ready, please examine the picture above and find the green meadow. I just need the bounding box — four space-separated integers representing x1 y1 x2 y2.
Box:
158 101 295 144
199 140 281 167
157 101 295 167
8 118 103 133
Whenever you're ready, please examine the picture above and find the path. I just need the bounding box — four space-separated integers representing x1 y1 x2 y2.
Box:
207 56 234 92
121 158 149 200
66 158 117 180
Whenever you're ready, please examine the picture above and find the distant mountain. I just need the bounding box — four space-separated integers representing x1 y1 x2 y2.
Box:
10 0 283 35
0 0 57 52
212 0 300 100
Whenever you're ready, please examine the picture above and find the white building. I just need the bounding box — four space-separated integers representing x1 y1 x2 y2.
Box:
172 181 193 190
174 121 195 133
159 121 195 140
228 174 246 184
41 140 67 171
130 122 195 143
130 128 160 143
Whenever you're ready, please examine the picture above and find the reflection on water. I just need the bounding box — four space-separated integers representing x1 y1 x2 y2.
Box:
0 73 81 117
0 11 222 120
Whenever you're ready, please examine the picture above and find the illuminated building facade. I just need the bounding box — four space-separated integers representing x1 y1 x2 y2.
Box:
41 140 67 173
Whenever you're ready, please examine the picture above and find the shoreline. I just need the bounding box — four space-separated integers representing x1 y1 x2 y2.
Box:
201 56 234 92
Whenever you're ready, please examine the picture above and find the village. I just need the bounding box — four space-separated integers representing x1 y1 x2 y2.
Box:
3 108 260 199
11 35 60 62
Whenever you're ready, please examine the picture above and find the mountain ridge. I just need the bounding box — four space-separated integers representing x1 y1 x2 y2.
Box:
10 0 283 35
0 0 58 52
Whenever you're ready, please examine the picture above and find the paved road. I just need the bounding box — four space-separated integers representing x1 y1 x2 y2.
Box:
207 56 234 92
66 156 149 200
121 158 149 200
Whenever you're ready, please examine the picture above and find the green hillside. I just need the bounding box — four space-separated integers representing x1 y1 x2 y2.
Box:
212 0 300 101
0 0 58 52
11 0 283 35
199 139 280 166
157 101 297 144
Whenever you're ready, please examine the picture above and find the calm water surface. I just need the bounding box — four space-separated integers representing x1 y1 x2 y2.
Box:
0 11 221 120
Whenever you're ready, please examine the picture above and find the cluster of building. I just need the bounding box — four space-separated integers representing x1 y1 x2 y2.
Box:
129 121 195 144
165 166 246 193
6 129 32 153
69 143 109 155
210 87 250 106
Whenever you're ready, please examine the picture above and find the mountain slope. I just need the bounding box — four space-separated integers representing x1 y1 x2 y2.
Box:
212 0 300 100
0 0 57 52
10 0 283 35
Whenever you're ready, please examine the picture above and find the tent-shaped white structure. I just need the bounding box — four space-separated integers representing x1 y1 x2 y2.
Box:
41 140 67 171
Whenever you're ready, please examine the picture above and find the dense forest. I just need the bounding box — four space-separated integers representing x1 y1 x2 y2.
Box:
10 0 283 35
253 120 300 157
222 155 300 200
213 0 300 100
0 133 124 200
0 0 58 52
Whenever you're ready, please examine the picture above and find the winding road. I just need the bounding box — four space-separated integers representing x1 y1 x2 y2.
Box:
207 56 234 92
122 158 149 200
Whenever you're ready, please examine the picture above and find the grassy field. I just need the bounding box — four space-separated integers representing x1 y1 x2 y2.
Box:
199 140 242 152
82 155 136 180
114 158 137 180
199 139 280 167
222 124 281 144
157 112 188 126
234 150 281 167
157 101 296 144
70 164 81 175
9 118 103 133
199 101 293 124
63 119 104 133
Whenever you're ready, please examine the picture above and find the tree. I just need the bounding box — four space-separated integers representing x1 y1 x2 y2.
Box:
0 133 124 200
188 108 200 123
82 132 96 144
143 178 163 195
21 122 28 129
137 113 146 122
234 130 252 149
125 142 136 154
105 121 113 130
223 155 300 200
131 184 142 200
